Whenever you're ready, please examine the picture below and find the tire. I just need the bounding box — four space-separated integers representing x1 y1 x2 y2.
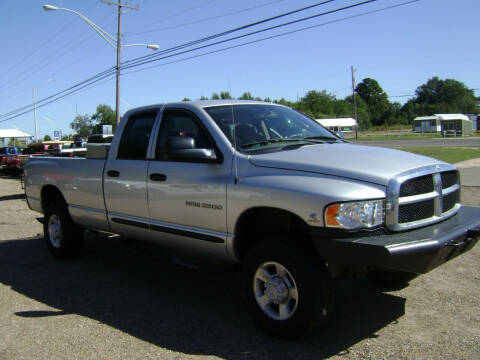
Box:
366 269 418 287
44 201 84 259
243 238 333 339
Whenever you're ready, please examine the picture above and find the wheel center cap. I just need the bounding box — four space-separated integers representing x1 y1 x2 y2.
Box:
265 277 288 304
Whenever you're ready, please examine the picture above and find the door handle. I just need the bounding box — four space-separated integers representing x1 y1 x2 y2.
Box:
150 173 167 181
107 170 120 177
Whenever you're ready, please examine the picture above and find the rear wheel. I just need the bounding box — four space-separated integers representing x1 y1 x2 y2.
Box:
243 238 333 338
44 201 83 259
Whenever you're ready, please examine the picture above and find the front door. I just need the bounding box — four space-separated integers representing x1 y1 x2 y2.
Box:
146 109 230 258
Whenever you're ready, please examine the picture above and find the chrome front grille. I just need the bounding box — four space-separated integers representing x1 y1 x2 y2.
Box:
443 189 460 213
399 175 433 197
386 164 461 231
398 199 435 223
441 171 458 189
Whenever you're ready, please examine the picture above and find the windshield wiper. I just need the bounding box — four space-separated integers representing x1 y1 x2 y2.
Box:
240 138 314 149
302 135 341 143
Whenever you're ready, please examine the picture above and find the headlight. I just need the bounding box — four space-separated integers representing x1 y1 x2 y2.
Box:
325 200 384 230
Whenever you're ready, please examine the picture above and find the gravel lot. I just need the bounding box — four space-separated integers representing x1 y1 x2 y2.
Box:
1 174 479 360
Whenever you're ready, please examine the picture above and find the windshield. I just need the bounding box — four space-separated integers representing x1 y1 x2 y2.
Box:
204 104 340 153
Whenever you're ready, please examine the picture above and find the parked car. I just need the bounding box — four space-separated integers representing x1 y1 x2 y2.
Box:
1 146 20 171
16 143 49 171
46 142 87 158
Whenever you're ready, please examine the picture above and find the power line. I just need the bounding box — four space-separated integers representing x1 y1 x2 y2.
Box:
122 0 377 70
122 0 420 75
127 0 288 36
0 67 116 121
121 0 340 68
0 72 116 124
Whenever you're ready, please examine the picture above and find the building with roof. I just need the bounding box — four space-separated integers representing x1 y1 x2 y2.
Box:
315 118 357 133
0 129 33 146
466 114 479 131
413 114 473 136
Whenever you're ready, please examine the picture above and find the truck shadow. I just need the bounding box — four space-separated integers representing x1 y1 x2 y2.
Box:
0 234 405 359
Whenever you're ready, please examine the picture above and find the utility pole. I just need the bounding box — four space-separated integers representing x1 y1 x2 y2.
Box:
351 66 358 140
33 88 38 142
101 0 139 124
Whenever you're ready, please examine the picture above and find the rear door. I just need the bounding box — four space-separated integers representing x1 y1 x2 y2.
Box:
104 110 158 238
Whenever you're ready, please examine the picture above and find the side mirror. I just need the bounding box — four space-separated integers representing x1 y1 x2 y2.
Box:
165 137 218 163
335 130 345 140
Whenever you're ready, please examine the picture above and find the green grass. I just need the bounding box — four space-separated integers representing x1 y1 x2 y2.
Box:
354 134 441 141
395 147 480 164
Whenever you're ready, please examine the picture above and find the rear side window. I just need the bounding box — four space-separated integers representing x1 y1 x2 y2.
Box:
117 111 157 159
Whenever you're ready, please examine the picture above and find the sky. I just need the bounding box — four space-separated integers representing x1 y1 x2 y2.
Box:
0 0 479 140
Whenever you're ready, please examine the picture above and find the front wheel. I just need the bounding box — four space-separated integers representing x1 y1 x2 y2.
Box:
44 201 84 259
243 239 332 338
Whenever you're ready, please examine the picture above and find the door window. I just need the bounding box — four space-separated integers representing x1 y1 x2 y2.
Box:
155 111 214 161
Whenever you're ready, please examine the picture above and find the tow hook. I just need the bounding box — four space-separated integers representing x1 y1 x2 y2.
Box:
445 229 480 247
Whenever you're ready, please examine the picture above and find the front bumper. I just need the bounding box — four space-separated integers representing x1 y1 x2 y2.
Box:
312 206 480 274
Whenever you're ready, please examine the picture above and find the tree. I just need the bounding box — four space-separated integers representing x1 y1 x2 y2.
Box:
332 99 352 118
211 93 220 100
182 97 191 102
298 90 336 118
91 104 116 131
70 114 93 136
355 78 392 126
43 135 52 141
199 96 209 100
412 77 479 115
274 98 291 106
345 94 371 130
238 92 254 100
220 91 232 99
61 134 72 141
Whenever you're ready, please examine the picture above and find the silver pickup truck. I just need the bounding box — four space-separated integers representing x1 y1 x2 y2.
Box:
24 100 480 338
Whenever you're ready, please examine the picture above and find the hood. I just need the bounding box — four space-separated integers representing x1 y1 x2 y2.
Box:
249 143 446 186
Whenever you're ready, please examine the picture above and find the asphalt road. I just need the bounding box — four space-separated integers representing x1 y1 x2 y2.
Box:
353 136 480 148
1 174 480 360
